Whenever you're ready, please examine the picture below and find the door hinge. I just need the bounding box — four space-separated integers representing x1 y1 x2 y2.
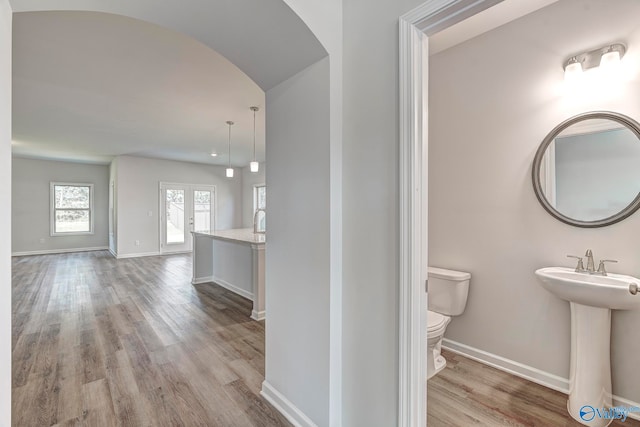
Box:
425 279 429 293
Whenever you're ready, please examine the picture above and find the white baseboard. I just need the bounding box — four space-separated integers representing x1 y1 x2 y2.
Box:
192 276 214 285
192 276 253 301
115 251 161 259
12 246 109 257
251 310 265 321
108 247 117 258
206 276 253 301
442 338 640 421
261 381 317 427
160 250 192 255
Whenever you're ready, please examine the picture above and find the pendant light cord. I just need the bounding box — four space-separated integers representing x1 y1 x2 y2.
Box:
226 120 234 168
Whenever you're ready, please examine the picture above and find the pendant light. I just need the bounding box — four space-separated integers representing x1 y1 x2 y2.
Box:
249 106 259 173
226 121 234 178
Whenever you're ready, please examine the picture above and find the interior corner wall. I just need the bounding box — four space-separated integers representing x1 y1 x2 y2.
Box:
109 158 118 255
241 163 265 228
0 0 10 425
429 0 640 403
341 0 424 425
265 57 330 427
114 155 242 257
11 158 110 254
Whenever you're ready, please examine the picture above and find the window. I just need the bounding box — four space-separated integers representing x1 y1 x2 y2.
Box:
50 183 94 235
254 185 266 212
253 185 266 232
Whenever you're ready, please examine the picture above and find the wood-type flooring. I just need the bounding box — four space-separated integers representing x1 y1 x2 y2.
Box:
13 251 639 426
12 251 290 427
428 349 640 427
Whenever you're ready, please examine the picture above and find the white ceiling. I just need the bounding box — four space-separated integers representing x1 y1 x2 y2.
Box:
429 0 560 55
12 11 267 166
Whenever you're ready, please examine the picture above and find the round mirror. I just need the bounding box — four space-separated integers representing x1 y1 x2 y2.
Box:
532 111 640 227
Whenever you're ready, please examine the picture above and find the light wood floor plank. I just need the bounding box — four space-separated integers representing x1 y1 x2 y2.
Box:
428 349 640 426
16 251 635 426
12 251 290 427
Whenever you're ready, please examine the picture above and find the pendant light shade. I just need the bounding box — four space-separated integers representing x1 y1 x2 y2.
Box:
226 120 234 178
250 106 259 173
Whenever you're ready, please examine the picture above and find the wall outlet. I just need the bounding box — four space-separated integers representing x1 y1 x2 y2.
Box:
39 238 45 244
135 240 140 246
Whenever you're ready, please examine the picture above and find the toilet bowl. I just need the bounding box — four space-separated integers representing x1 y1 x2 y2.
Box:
427 266 471 379
427 310 450 379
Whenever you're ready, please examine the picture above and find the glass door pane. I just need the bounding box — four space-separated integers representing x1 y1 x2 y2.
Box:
166 189 185 244
193 190 212 232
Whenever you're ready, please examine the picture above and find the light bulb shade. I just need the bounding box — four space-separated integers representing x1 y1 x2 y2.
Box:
250 161 259 173
564 60 583 82
600 50 621 71
226 167 234 178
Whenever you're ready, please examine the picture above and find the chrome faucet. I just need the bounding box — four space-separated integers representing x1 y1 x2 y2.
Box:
585 249 595 274
253 208 266 234
567 249 618 276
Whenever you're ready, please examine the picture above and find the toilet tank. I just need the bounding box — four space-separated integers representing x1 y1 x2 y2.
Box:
428 266 471 316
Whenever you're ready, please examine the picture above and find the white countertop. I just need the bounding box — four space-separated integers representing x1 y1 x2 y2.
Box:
192 228 266 245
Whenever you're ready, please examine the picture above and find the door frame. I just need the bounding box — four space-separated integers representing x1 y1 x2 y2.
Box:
159 182 216 254
398 1 502 425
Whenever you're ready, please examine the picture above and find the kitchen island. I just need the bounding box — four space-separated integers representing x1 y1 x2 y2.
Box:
191 229 265 320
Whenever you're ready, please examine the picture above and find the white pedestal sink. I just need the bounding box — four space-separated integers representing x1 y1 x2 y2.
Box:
535 267 640 427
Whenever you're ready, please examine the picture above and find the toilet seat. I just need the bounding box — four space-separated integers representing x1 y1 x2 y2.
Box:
427 310 449 337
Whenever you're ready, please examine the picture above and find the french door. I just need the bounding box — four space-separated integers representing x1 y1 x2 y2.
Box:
160 183 215 253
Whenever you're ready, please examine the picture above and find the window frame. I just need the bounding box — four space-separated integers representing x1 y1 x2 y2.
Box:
50 182 95 236
253 184 266 233
253 184 266 214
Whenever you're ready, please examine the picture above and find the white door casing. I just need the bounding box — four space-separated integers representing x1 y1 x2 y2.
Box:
398 1 503 425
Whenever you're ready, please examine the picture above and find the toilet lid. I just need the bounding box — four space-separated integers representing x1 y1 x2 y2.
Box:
427 311 447 332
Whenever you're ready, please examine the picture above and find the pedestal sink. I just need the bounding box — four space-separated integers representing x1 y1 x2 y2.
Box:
535 267 640 427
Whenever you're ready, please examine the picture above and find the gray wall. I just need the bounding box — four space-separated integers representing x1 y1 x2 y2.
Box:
241 162 265 228
0 1 11 424
12 157 109 254
342 0 424 425
114 155 242 257
265 57 331 427
429 0 640 402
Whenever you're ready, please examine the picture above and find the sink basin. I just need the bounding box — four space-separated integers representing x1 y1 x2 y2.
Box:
535 266 640 427
535 267 640 310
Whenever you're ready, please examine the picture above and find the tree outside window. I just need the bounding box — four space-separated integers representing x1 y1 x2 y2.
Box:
51 183 94 235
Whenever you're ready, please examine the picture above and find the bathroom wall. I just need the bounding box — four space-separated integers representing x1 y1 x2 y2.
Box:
429 0 640 402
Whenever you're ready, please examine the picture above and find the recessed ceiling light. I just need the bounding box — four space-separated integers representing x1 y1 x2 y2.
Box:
210 152 218 157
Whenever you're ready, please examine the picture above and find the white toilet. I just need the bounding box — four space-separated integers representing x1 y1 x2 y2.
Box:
427 266 471 379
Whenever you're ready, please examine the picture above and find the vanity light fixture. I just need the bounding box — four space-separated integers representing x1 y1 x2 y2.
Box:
563 43 626 81
226 120 234 178
210 152 218 157
564 56 583 82
249 106 259 173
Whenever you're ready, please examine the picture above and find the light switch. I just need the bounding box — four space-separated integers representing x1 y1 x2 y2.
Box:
148 211 153 217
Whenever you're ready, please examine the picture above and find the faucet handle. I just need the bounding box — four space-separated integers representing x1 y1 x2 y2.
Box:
596 259 617 276
567 255 586 272
585 249 593 256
